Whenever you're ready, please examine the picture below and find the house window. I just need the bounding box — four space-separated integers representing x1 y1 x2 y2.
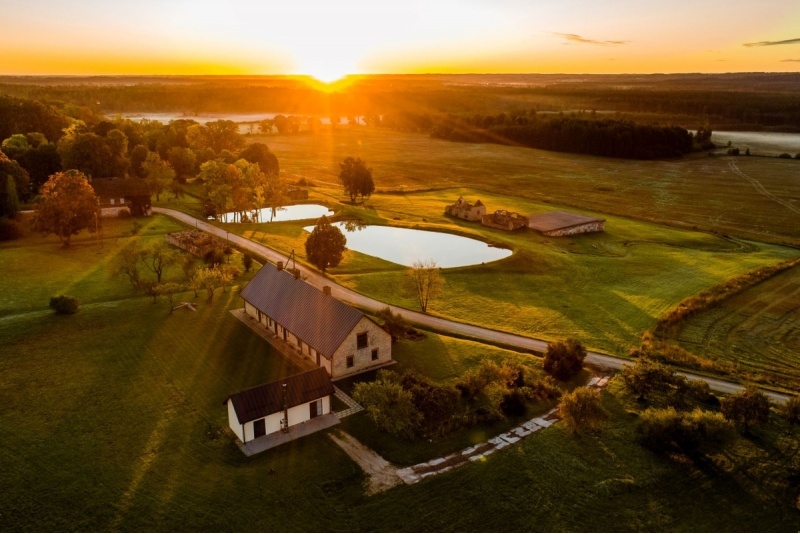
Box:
371 349 379 361
346 355 354 368
120 197 125 204
109 198 115 205
356 332 368 349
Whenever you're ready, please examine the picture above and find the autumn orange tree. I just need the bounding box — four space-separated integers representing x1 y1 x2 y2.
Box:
33 170 100 246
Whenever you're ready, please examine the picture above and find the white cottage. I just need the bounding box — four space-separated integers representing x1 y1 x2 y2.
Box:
225 367 335 444
239 262 393 379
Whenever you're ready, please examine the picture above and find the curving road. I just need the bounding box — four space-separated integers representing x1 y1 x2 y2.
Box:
153 207 790 403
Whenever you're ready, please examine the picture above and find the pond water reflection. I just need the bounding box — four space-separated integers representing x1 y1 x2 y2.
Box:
303 222 512 268
216 204 333 223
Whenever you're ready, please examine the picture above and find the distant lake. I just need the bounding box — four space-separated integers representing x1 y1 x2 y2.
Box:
303 222 512 268
710 131 800 155
216 204 333 223
110 112 362 133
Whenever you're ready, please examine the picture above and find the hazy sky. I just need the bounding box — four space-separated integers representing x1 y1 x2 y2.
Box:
3 0 800 78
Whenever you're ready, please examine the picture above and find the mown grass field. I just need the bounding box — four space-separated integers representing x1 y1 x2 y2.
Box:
672 264 800 388
187 183 799 359
251 127 800 246
1 225 798 531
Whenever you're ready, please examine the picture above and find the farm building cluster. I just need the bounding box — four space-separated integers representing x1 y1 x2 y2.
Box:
445 196 605 236
225 261 393 453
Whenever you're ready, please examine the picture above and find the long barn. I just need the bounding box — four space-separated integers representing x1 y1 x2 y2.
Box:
239 262 393 379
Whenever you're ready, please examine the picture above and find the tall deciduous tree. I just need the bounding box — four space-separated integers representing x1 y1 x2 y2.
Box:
339 157 374 202
143 152 174 201
139 241 179 283
406 259 443 313
304 215 347 272
239 142 279 176
167 146 197 183
33 170 100 246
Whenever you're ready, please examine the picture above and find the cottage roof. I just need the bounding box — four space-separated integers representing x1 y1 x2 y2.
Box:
226 367 334 424
91 178 151 199
240 262 366 357
528 211 605 232
473 199 484 207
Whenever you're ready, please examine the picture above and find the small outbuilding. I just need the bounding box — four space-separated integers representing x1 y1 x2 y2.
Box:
240 262 393 379
91 178 152 217
445 196 486 222
481 209 528 231
528 211 606 237
225 367 337 447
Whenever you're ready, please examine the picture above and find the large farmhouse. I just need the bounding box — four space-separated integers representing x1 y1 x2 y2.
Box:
240 263 393 379
528 211 606 236
445 196 486 222
225 367 336 446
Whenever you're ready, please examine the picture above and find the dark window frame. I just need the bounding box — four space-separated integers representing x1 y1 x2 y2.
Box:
371 348 379 361
356 332 368 349
346 355 354 368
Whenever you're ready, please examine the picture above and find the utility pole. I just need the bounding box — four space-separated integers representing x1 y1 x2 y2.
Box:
281 383 289 433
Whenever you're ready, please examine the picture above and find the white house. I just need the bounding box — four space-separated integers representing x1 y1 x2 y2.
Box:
239 262 393 379
225 367 336 444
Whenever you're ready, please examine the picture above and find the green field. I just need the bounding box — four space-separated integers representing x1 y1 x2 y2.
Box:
252 127 800 246
1 226 799 531
672 264 800 388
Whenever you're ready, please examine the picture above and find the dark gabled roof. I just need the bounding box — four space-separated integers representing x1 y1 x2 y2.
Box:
473 199 484 207
240 262 365 357
91 178 151 199
528 211 606 232
226 367 334 424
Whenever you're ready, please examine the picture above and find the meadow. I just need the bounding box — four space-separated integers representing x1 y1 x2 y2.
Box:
1 220 798 531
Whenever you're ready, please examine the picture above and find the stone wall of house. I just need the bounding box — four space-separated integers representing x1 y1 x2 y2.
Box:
543 221 605 237
331 317 393 379
481 211 528 231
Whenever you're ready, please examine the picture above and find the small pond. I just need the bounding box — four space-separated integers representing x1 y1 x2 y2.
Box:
216 204 333 223
303 222 512 268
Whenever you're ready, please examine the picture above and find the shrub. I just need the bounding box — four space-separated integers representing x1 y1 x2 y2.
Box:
558 387 608 435
720 386 771 434
777 152 792 159
500 389 528 416
203 248 225 266
49 295 79 314
353 376 421 440
0 217 23 241
638 407 731 452
376 307 418 341
543 338 586 381
779 396 800 428
242 252 253 272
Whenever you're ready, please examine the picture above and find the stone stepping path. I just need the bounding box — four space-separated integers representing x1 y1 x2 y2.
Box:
395 375 611 485
333 386 364 419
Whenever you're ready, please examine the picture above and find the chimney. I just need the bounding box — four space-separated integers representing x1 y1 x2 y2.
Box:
323 286 331 296
276 261 284 270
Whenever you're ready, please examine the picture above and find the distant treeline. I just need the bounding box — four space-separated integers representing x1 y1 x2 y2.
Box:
2 74 800 130
430 114 694 159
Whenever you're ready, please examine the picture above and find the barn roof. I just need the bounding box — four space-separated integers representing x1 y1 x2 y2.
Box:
226 367 334 424
528 211 605 232
240 262 366 357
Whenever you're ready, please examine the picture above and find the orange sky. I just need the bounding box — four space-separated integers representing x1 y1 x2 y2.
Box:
3 0 800 79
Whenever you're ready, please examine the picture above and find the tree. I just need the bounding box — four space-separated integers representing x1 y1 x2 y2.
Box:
721 386 771 434
166 146 197 183
242 252 254 272
339 157 375 202
638 407 731 453
558 387 608 435
304 215 346 272
0 150 31 210
57 132 115 178
33 170 100 246
543 338 586 381
187 121 245 153
1 175 19 219
112 242 143 289
193 265 223 302
139 241 179 283
49 295 79 314
143 152 174 201
239 142 279 176
129 144 149 178
406 259 443 313
353 376 422 439
620 357 675 402
778 396 800 428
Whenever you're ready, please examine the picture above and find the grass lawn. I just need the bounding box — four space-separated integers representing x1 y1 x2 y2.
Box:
1 226 798 531
671 263 800 389
256 127 800 246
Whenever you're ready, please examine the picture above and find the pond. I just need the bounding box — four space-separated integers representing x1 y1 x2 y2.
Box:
303 222 512 268
216 204 333 223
